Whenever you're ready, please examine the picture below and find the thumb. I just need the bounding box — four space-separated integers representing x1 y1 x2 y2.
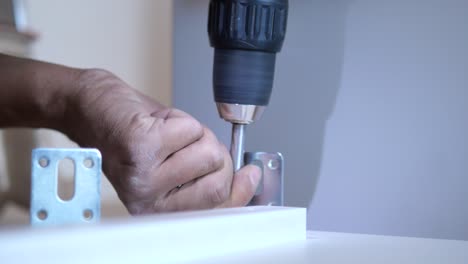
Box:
219 164 262 208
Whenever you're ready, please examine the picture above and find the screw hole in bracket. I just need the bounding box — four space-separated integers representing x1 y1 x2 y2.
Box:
37 209 48 220
38 157 49 168
83 209 93 220
83 158 94 168
57 158 76 201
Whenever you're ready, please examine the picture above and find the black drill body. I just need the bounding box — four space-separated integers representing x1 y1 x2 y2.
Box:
208 0 288 107
208 0 288 171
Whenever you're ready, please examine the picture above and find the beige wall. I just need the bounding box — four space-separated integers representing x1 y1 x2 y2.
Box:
28 0 172 105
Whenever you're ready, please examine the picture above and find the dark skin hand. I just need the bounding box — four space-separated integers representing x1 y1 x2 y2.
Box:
0 54 261 214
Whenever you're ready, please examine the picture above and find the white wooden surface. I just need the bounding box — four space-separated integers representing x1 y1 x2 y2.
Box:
1 206 466 263
198 231 468 264
0 206 306 263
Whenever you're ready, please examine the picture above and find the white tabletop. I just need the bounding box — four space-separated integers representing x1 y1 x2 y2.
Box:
1 206 466 263
198 231 468 264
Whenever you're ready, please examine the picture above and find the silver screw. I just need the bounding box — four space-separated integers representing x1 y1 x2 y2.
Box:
268 159 279 170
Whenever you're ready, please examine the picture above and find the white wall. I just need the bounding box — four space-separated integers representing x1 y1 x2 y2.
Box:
310 0 468 240
173 0 468 240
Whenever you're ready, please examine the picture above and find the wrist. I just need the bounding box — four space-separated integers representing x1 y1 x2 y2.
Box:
60 67 169 149
61 68 144 148
37 66 84 133
60 68 114 146
0 54 83 131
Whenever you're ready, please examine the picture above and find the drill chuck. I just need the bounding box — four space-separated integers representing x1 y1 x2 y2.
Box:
208 0 289 121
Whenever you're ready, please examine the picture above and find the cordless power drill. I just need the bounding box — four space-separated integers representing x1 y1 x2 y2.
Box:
208 0 289 175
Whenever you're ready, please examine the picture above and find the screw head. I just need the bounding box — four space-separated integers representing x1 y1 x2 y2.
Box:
268 159 279 170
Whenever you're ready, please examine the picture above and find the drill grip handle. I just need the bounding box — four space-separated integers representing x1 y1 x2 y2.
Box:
208 0 288 53
208 0 288 106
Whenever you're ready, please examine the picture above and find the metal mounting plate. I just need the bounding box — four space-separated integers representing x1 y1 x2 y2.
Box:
245 152 284 206
30 148 101 226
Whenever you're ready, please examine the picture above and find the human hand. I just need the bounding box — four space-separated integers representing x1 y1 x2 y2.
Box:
65 69 261 214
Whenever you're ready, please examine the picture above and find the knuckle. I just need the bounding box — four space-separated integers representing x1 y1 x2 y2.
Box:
199 128 225 171
78 68 113 80
126 202 143 215
76 68 116 89
203 144 224 171
187 118 204 139
125 198 151 215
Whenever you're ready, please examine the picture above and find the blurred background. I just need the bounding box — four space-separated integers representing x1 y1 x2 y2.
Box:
0 0 467 240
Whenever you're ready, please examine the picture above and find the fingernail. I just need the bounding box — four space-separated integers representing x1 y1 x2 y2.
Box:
248 161 263 195
249 166 261 186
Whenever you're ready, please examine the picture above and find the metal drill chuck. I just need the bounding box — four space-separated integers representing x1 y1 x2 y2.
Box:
208 0 289 124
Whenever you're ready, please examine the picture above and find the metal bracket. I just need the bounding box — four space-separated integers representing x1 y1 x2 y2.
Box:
245 152 284 206
30 148 101 226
